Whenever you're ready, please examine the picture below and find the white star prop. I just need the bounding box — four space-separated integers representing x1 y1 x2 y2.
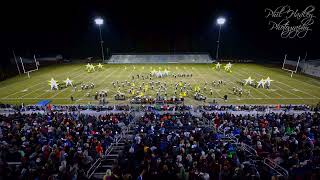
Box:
48 78 59 90
163 69 170 76
244 76 255 85
151 69 157 75
97 63 104 69
89 64 95 72
265 77 274 86
257 79 266 88
224 62 232 71
85 63 91 69
64 78 73 87
215 62 221 69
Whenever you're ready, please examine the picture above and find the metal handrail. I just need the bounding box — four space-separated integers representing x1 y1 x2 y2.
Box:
215 124 288 178
264 158 289 177
87 113 136 178
86 158 102 178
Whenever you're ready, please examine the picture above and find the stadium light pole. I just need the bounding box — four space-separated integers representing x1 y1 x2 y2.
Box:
94 17 105 61
216 17 226 60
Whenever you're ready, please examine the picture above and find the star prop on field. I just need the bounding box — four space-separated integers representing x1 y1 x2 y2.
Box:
163 69 170 75
144 85 149 91
194 86 201 92
215 62 221 69
244 76 254 85
257 79 266 88
131 82 135 87
180 91 187 97
151 69 157 75
85 63 92 70
97 63 104 69
48 78 59 90
265 77 274 86
64 78 73 87
87 64 95 72
224 62 232 72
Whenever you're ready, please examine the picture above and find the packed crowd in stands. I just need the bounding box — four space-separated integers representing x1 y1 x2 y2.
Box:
106 112 288 180
203 111 320 179
0 111 133 179
199 104 317 112
1 102 320 180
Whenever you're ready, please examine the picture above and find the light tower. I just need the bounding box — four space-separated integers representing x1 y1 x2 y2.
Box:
94 17 105 61
216 17 226 60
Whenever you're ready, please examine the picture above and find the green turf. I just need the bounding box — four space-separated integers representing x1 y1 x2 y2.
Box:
0 63 319 105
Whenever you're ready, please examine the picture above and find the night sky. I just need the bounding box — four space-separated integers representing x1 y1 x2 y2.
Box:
1 0 320 65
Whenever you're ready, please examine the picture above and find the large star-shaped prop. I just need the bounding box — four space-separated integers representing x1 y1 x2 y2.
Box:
151 69 157 75
244 76 254 85
224 62 232 72
97 63 104 69
194 86 201 92
85 63 92 69
163 69 170 75
48 78 59 90
257 79 266 88
265 77 274 86
64 78 73 87
215 62 221 69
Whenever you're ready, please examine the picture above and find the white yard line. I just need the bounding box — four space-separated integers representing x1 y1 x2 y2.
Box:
4 66 83 99
48 68 98 98
195 66 223 98
207 65 262 98
232 68 283 98
246 67 319 99
239 67 308 99
26 68 86 98
274 68 320 89
72 66 120 100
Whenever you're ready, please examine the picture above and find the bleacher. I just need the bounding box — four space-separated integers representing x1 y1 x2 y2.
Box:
107 54 213 64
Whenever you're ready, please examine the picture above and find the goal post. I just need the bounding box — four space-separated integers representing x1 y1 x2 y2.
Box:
282 54 301 78
19 54 39 78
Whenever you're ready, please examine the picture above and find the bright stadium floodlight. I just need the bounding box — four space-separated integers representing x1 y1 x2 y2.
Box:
216 17 226 60
94 18 104 25
217 17 226 25
94 17 105 61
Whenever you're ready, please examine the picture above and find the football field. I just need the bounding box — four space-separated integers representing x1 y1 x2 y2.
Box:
0 63 320 105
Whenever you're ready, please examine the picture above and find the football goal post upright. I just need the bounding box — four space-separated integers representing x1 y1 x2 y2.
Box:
282 54 301 78
282 54 287 70
19 54 40 78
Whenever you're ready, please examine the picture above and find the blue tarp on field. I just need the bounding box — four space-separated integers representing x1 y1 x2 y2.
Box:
36 100 51 106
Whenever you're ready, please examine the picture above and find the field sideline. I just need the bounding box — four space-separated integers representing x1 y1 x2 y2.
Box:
0 63 320 105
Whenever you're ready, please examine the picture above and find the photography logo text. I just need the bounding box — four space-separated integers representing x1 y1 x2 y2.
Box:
265 5 317 38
